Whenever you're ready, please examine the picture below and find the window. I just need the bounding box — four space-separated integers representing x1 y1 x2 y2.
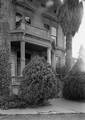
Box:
25 17 31 25
44 24 50 30
16 13 22 28
56 56 61 68
50 27 56 36
50 27 57 45
16 12 31 29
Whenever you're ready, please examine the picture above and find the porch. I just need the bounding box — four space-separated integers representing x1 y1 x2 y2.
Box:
10 41 52 77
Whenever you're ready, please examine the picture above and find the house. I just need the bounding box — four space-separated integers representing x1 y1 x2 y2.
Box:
0 0 66 86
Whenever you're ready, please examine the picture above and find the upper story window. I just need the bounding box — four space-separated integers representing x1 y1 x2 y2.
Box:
50 27 56 36
25 17 31 25
44 24 50 31
50 27 57 45
16 12 31 29
16 13 22 29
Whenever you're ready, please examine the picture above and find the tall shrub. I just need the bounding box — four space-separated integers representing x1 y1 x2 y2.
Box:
0 47 11 96
19 56 57 105
63 72 85 100
63 57 85 100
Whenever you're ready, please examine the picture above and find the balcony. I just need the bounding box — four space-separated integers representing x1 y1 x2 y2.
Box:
25 25 52 41
10 24 52 48
10 25 52 41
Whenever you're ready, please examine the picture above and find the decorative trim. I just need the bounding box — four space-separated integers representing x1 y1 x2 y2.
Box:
25 35 51 48
9 30 51 48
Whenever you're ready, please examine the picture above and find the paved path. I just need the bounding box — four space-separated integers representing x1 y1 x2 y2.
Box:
0 98 85 120
0 98 85 115
0 114 85 120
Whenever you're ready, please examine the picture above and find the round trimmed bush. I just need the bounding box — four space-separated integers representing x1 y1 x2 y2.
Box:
19 56 57 105
0 47 11 96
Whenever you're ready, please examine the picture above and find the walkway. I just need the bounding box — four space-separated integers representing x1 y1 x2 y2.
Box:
0 98 85 115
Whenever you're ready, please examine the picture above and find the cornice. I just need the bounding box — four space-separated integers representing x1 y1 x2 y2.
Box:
14 1 58 22
14 0 36 12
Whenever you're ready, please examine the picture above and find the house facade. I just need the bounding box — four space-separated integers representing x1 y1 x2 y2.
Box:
0 0 66 85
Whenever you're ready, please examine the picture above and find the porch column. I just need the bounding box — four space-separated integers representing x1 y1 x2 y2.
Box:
11 52 17 76
21 16 25 30
47 47 51 65
52 52 56 71
21 41 25 76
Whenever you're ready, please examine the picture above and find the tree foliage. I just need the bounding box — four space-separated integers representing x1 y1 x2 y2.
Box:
57 0 83 36
64 0 80 9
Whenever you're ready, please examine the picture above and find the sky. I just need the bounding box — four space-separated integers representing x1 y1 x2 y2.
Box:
72 2 85 58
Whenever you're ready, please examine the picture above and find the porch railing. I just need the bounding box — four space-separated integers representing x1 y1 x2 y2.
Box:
11 76 23 95
11 76 23 85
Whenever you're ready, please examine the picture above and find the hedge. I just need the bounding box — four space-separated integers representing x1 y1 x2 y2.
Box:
63 57 85 100
0 47 11 96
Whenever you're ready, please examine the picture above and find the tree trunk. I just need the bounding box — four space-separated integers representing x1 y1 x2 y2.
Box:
66 34 72 72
